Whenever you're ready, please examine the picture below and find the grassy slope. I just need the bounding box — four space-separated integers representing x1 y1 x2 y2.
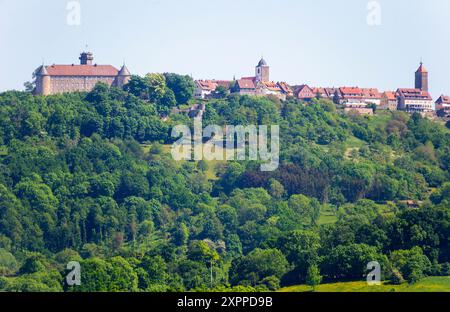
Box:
279 277 450 292
142 143 224 180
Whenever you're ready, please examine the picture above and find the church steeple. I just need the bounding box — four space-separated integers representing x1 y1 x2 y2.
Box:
255 57 269 83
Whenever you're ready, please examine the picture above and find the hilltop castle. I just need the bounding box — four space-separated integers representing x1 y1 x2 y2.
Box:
34 52 131 95
32 53 447 117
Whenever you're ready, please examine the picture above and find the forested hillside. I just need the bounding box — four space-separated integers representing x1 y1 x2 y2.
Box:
0 77 449 291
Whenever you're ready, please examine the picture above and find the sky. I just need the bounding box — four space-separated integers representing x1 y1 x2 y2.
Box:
1 0 449 97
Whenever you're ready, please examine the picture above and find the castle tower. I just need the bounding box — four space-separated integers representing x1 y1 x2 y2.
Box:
255 58 269 83
415 62 428 92
117 64 131 88
79 52 94 65
35 65 51 95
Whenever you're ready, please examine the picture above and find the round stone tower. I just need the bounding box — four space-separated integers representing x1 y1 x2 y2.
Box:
117 64 131 88
36 65 51 95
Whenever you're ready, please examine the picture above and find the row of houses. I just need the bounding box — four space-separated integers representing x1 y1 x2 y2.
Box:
194 60 450 117
194 59 293 101
296 85 436 112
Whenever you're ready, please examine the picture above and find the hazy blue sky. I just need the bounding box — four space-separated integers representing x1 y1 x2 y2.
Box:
1 0 449 97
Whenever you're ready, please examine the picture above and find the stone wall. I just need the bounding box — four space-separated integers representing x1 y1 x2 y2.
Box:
49 76 117 94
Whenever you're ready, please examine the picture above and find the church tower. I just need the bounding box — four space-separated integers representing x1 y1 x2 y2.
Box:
415 62 428 92
255 58 269 83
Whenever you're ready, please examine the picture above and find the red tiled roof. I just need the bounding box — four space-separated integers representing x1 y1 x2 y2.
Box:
397 88 432 100
196 80 232 91
340 87 362 94
196 80 218 91
340 87 363 99
436 95 450 104
383 91 397 101
324 88 340 97
215 80 232 88
312 87 326 94
262 81 282 92
295 84 315 99
362 88 381 99
278 82 293 94
237 79 255 89
46 64 119 77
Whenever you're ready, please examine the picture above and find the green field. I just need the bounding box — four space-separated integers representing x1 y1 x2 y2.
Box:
142 143 243 181
279 277 450 292
317 205 338 225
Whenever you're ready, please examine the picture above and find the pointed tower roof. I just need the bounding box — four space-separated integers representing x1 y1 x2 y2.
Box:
416 62 428 73
257 58 268 67
118 64 131 76
37 65 49 76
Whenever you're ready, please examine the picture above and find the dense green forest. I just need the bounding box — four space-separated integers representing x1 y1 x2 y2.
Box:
0 74 449 292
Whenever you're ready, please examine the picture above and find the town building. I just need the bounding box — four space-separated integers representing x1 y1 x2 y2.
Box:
194 80 232 99
435 95 450 115
278 82 294 97
233 59 292 100
380 91 398 110
294 85 315 101
339 87 364 105
362 88 381 105
397 62 434 113
235 78 257 96
397 88 434 112
338 87 381 106
258 81 285 97
312 87 327 99
324 88 342 103
34 52 131 96
194 80 218 99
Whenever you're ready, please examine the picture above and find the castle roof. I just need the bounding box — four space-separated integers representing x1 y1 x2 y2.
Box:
45 64 119 77
37 65 49 76
118 64 131 76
